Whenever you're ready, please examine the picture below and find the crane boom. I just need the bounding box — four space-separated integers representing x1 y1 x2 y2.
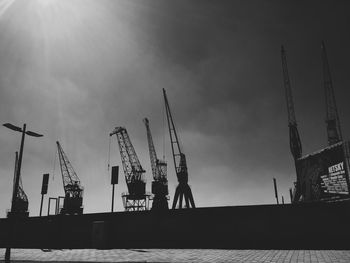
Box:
144 118 169 210
110 127 149 211
322 41 343 146
281 46 302 160
281 46 303 203
110 127 145 189
56 141 83 215
163 88 195 209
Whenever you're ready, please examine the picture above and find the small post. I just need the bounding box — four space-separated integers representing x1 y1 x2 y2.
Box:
40 174 49 216
273 178 279 204
5 248 10 263
282 196 285 204
57 196 65 215
289 188 293 203
111 166 119 212
112 185 115 212
48 197 58 216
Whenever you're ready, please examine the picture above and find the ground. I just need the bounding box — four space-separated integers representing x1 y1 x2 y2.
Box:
0 249 350 262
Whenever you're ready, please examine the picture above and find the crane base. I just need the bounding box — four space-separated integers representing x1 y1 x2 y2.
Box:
172 183 195 209
122 193 151 211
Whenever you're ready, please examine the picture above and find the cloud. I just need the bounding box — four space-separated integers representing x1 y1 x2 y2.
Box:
0 0 349 217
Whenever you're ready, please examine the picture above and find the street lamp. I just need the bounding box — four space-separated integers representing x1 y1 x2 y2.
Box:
3 123 43 214
3 123 43 263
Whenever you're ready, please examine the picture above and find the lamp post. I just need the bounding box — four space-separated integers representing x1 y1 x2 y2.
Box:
3 123 43 214
3 123 43 263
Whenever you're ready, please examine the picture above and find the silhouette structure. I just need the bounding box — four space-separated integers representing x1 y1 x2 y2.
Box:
281 46 303 203
110 127 149 211
57 141 84 215
322 41 343 146
144 118 169 210
11 152 28 215
3 123 43 216
281 44 350 203
3 123 43 263
163 89 195 209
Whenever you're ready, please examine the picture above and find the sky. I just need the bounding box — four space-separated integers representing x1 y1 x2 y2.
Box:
0 0 349 217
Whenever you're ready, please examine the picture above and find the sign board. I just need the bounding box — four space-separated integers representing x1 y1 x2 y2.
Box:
111 166 119 185
41 173 49 195
296 141 350 202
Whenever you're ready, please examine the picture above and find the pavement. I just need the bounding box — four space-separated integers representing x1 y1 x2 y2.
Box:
0 249 350 263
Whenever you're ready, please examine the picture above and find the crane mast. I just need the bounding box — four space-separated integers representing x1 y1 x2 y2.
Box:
11 151 28 215
56 141 84 215
281 46 303 203
110 127 149 211
143 118 169 210
322 41 343 146
281 46 302 160
163 88 195 209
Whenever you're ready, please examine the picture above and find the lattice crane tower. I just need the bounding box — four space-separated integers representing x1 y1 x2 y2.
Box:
281 46 303 203
56 141 84 215
144 118 169 210
322 41 343 146
163 89 195 209
110 127 150 211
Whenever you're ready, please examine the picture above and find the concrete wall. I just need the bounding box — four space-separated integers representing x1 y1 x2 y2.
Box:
0 202 349 249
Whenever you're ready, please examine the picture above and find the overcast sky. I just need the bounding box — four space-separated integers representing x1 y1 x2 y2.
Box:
0 0 349 217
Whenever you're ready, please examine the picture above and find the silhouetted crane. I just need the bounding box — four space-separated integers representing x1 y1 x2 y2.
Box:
322 41 343 146
281 46 303 203
110 127 149 211
143 118 169 210
11 152 28 215
56 141 84 215
163 88 195 209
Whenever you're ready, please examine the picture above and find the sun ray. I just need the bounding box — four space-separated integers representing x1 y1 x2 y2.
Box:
0 0 15 18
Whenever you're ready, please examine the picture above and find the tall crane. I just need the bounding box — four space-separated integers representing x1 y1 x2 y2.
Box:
143 118 169 210
110 127 149 211
322 41 343 146
56 141 84 215
163 88 195 209
281 46 303 202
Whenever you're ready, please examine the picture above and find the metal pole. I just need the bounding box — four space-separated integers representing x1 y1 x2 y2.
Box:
39 194 44 216
11 124 26 213
55 198 59 215
57 197 60 215
273 178 279 204
289 188 293 203
58 196 64 215
282 196 285 204
5 248 10 263
6 151 20 262
48 198 51 216
111 184 115 212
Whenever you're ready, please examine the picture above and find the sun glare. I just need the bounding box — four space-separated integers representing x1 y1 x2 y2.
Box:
36 0 56 7
0 0 15 17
